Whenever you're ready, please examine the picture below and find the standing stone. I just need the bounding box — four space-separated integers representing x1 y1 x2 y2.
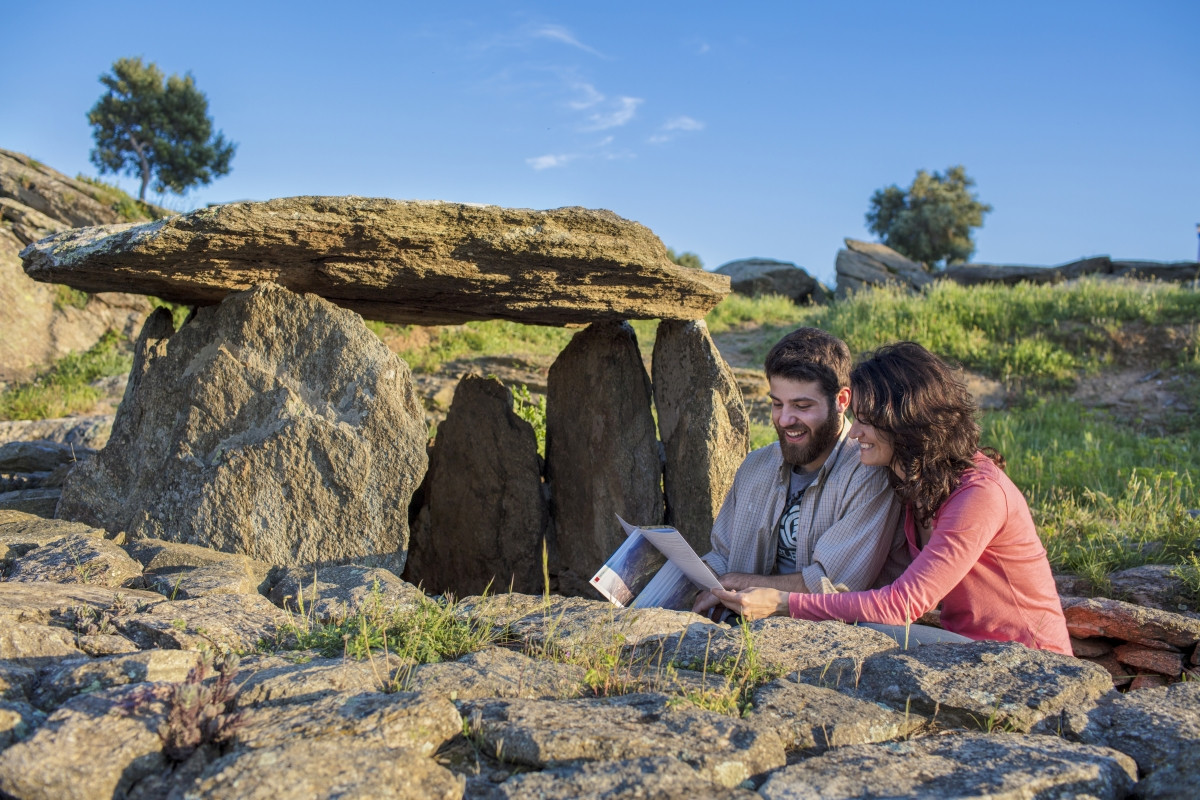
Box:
56 284 428 574
835 238 933 298
406 376 548 596
546 322 663 596
652 320 749 553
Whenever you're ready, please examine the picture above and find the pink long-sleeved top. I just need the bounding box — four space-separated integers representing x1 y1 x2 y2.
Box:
788 454 1072 655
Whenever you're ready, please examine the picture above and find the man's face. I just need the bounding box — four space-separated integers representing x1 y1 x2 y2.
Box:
769 376 848 471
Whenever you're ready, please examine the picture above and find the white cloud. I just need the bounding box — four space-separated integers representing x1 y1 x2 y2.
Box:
697 42 711 55
583 96 643 131
663 116 705 132
526 153 575 170
567 82 604 110
647 115 705 144
531 24 603 57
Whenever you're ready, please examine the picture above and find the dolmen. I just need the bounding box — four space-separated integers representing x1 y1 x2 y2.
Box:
20 197 744 594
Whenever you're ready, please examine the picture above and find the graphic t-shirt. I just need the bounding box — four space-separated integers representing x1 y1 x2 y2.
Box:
775 467 820 574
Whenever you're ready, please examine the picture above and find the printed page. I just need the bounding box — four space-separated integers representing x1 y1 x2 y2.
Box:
616 516 721 592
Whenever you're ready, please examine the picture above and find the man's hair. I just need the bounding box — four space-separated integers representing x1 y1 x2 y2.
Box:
764 327 851 403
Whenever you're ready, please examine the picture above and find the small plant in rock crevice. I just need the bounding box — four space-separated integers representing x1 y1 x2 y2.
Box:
120 652 244 762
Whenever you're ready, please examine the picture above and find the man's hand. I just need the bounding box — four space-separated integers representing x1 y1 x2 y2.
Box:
691 589 724 620
712 587 790 621
718 572 761 591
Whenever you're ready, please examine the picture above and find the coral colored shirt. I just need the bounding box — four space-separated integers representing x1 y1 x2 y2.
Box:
788 454 1072 655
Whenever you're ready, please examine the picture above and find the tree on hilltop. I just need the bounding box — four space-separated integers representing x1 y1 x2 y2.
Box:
865 165 991 267
88 57 236 202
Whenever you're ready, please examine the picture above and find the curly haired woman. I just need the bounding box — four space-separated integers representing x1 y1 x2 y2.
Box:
714 341 1072 654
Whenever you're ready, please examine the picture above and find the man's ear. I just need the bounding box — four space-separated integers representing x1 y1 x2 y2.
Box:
835 386 851 415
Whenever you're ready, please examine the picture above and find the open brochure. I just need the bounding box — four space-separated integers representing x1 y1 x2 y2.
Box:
590 516 721 609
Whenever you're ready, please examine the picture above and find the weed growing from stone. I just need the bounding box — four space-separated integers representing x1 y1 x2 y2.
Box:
120 652 244 762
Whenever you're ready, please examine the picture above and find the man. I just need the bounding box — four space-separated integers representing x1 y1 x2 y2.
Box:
693 327 908 617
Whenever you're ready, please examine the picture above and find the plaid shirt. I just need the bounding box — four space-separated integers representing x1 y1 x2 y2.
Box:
702 423 908 593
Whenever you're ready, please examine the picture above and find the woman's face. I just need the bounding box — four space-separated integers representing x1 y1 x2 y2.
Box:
848 411 898 475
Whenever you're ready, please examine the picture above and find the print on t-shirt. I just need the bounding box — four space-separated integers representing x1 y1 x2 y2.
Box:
775 468 819 574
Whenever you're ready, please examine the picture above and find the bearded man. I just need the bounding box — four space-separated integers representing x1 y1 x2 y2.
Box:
693 327 908 618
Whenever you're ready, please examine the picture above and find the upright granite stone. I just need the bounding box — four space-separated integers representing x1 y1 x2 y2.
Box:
652 320 749 553
406 375 548 596
714 258 831 304
835 238 933 298
56 284 428 573
21 196 730 326
545 322 663 595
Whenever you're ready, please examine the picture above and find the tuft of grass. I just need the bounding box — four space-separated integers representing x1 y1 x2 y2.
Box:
0 330 132 420
280 581 502 671
1171 555 1200 607
510 383 547 457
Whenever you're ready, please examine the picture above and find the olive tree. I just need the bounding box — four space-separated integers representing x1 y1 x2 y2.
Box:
865 165 991 267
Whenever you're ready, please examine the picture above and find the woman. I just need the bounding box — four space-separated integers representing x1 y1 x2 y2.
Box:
713 342 1072 655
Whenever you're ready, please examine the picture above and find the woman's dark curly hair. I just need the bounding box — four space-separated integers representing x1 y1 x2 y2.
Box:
850 341 1005 526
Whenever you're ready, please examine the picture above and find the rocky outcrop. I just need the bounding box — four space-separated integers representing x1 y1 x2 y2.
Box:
0 510 1194 799
56 284 428 574
714 258 832 304
545 322 663 595
652 320 749 553
1062 595 1200 687
20 196 731 326
835 238 933 297
943 255 1200 287
405 376 549 596
0 149 155 383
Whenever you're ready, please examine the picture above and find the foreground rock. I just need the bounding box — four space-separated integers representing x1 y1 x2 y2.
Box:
21 196 730 326
800 639 1113 732
758 732 1136 800
57 284 428 573
714 258 831 304
463 693 786 788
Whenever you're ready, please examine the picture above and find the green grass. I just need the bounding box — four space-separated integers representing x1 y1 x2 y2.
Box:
382 320 575 373
708 278 1200 387
281 582 503 672
52 284 90 311
0 330 132 420
981 399 1200 593
73 174 167 222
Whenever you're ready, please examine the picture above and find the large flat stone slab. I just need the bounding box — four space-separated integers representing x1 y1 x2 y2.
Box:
758 732 1136 800
463 692 785 788
801 640 1113 733
21 197 730 325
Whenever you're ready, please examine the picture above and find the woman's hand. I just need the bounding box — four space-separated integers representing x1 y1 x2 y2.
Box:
712 587 790 621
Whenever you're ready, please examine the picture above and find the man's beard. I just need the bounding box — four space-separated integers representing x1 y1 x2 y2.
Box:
776 407 842 468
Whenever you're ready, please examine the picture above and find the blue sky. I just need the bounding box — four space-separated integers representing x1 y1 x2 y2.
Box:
3 1 1196 286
